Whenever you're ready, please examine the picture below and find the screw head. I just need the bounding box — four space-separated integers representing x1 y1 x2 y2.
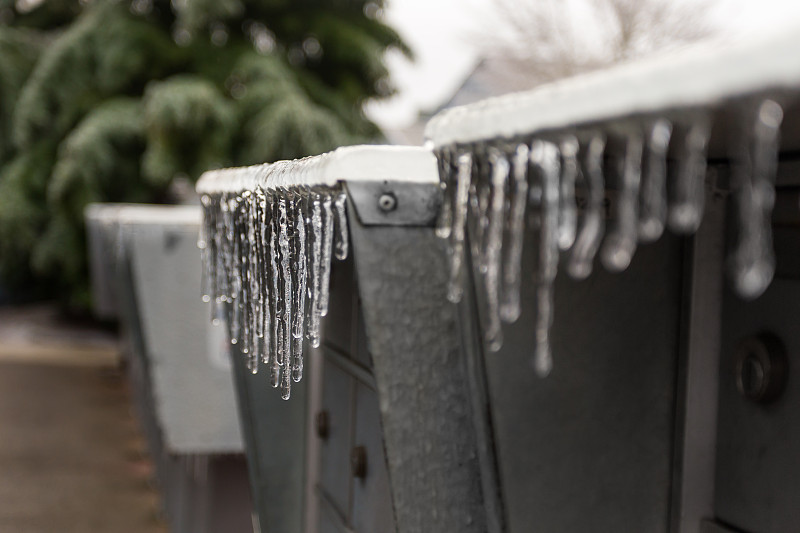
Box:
378 192 397 212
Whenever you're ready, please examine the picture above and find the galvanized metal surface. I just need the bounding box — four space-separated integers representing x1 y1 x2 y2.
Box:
112 216 253 533
311 251 396 533
700 521 739 533
346 180 440 227
347 199 488 533
467 227 685 532
671 187 726 533
127 222 243 453
229 342 309 533
715 275 800 533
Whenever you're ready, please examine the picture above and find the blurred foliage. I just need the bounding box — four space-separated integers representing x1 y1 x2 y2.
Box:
0 0 408 310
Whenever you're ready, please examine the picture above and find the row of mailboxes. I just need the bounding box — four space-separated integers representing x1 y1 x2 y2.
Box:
85 204 253 533
198 26 800 533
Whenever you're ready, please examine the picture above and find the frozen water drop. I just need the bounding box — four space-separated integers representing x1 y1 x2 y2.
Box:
557 136 579 251
447 153 472 303
500 143 529 323
668 119 710 234
333 190 349 261
318 194 334 317
729 99 782 300
435 148 454 239
306 193 323 348
601 132 643 273
639 119 672 243
567 134 606 279
530 140 560 377
483 148 509 351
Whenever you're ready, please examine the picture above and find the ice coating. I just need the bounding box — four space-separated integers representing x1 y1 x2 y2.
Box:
198 182 348 400
433 107 785 376
196 146 436 400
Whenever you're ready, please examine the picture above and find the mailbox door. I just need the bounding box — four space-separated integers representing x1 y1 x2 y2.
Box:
352 383 396 533
714 233 800 533
317 357 355 521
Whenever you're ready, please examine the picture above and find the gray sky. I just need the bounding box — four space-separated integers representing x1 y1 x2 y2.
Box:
365 0 800 130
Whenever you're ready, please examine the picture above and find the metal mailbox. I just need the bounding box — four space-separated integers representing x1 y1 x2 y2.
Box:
424 26 800 533
85 204 253 533
196 145 489 533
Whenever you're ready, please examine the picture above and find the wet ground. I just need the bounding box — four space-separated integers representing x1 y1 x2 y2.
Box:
0 305 168 533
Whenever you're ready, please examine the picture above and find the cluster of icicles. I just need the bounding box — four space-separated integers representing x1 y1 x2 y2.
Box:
435 99 784 377
199 185 348 400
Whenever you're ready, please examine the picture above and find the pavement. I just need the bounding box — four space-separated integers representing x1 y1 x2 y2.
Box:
0 304 168 533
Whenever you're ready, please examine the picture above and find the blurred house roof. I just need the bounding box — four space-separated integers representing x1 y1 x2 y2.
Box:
384 55 553 145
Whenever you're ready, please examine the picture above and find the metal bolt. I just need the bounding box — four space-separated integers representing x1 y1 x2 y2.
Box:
351 446 367 479
735 332 788 404
378 192 397 212
315 410 329 440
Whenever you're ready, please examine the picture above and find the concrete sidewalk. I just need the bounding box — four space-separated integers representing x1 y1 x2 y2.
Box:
0 305 168 533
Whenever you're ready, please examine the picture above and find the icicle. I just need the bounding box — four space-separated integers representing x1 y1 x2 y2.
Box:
306 193 323 348
435 148 454 239
240 192 253 358
668 119 710 234
269 193 282 373
567 134 606 279
601 133 643 272
530 140 560 377
729 99 783 300
258 191 271 364
291 193 307 382
557 136 579 251
199 194 213 303
211 195 226 326
318 194 334 317
278 194 294 400
333 189 349 261
500 143 529 323
247 191 262 371
229 196 242 345
483 148 509 350
639 119 672 242
447 153 472 303
475 154 492 275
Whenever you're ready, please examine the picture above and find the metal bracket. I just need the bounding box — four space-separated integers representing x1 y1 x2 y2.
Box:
345 180 440 227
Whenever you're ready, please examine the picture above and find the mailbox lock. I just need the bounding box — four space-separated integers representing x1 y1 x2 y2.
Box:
735 332 788 404
351 446 367 479
315 410 330 440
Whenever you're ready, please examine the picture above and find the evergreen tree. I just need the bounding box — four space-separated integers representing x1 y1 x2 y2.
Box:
0 0 408 310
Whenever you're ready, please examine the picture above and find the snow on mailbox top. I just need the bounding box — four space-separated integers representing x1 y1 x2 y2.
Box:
195 145 436 400
424 26 800 376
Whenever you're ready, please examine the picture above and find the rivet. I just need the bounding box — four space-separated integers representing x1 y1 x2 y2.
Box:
378 192 397 212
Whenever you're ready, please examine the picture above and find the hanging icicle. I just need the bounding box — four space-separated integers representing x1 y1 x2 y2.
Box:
431 105 784 377
197 162 350 400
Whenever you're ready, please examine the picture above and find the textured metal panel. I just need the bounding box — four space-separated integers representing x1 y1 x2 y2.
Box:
472 232 684 532
700 520 740 533
127 222 243 453
672 189 727 533
229 343 309 533
85 211 121 319
352 384 396 533
324 252 357 355
346 181 440 227
715 277 800 533
347 200 488 533
113 217 253 533
318 358 355 519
